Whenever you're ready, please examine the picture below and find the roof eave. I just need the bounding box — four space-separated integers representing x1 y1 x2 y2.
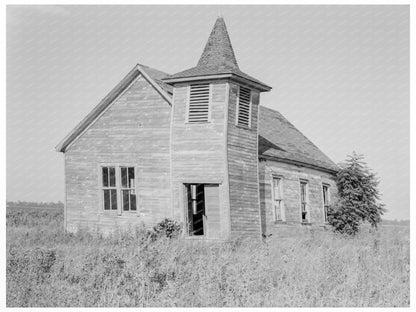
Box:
231 74 272 92
163 74 232 84
163 73 271 92
259 154 339 175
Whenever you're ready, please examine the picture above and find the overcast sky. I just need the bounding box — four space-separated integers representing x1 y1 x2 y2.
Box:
6 5 409 220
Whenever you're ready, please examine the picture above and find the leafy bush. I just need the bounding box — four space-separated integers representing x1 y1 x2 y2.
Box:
151 218 182 239
328 152 385 235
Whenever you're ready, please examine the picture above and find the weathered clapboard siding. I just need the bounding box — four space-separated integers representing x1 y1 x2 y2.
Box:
170 80 231 239
227 82 261 237
65 75 172 233
259 158 338 235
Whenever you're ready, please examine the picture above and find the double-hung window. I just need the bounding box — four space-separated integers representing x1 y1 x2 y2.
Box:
102 167 118 210
101 166 137 212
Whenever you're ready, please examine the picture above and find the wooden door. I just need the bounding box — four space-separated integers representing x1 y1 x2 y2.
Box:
204 184 221 239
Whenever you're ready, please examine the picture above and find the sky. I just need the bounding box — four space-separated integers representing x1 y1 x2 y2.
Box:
6 5 409 220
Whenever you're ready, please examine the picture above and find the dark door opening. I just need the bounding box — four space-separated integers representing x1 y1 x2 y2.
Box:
186 184 205 236
185 183 221 238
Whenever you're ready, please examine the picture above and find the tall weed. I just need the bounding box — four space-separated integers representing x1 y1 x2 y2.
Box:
6 207 410 307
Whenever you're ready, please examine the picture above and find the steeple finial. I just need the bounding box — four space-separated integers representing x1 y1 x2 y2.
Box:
197 17 239 69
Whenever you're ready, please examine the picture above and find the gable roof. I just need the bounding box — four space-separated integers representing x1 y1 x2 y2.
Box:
138 63 173 95
56 62 337 174
258 106 339 173
55 64 172 153
163 17 271 92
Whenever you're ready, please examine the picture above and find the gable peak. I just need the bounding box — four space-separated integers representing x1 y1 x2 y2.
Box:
197 17 239 69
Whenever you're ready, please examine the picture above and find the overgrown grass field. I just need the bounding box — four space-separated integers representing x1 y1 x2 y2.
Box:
6 207 410 307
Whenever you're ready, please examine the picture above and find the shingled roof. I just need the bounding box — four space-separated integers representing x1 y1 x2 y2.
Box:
197 16 239 69
57 61 337 173
258 106 339 173
57 17 337 174
163 17 271 92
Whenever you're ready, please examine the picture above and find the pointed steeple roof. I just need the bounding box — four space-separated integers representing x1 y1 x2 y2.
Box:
163 17 271 92
197 17 239 69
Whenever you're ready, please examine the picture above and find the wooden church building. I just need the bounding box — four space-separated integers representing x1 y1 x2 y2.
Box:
56 17 339 239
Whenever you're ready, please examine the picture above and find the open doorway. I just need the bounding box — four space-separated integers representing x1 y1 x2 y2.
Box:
186 184 205 236
184 183 220 238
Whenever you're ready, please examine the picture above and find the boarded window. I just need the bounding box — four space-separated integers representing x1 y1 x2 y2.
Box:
237 86 251 127
188 83 210 123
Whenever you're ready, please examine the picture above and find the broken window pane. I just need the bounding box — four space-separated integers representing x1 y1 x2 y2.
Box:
128 167 135 188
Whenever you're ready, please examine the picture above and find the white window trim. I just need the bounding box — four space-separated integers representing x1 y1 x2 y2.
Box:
235 85 253 128
98 164 138 215
185 83 212 124
271 175 285 222
299 179 310 224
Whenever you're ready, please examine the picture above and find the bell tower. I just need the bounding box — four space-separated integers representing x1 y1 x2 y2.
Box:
163 17 271 239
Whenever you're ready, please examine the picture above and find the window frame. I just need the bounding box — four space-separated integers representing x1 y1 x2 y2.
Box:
322 183 331 224
99 164 138 215
271 175 285 222
101 166 118 211
299 179 310 224
186 83 212 124
120 166 137 212
236 85 253 128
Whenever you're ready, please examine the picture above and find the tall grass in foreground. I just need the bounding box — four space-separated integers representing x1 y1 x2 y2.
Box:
6 207 410 307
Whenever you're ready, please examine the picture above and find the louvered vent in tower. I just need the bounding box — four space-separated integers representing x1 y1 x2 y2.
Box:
237 86 252 127
188 84 210 123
